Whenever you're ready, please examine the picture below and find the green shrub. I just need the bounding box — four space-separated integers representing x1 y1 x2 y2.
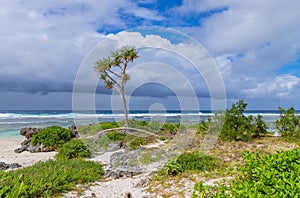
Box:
0 159 104 197
31 126 72 149
164 159 183 176
100 121 119 130
55 139 92 160
192 148 300 197
191 181 227 198
163 151 218 175
275 107 300 137
106 131 126 141
229 148 300 197
197 120 210 135
220 100 268 141
252 114 269 137
160 123 181 134
130 137 144 149
78 122 119 135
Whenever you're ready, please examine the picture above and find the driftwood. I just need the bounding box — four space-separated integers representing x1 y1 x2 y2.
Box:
85 127 158 139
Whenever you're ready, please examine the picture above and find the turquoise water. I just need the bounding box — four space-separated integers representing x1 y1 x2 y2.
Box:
0 110 282 138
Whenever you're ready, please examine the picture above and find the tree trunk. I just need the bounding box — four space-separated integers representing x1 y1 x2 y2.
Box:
120 89 129 127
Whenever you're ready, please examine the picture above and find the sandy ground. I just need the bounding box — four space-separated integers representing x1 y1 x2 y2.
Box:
0 138 56 167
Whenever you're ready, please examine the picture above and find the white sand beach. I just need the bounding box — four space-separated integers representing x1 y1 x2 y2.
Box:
0 138 56 167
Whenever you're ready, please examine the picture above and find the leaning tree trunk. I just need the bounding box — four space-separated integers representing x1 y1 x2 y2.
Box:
120 89 129 127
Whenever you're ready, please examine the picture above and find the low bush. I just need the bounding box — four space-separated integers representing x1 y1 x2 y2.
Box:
0 159 104 197
160 123 181 134
192 148 300 197
55 139 92 160
275 107 300 137
163 151 218 176
31 126 72 149
197 120 210 135
106 131 126 141
129 137 144 149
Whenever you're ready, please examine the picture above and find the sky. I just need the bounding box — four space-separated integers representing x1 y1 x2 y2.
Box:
1 0 300 110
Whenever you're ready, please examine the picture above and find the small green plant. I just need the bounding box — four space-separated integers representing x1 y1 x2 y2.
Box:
160 123 181 134
78 122 119 135
197 120 210 135
31 126 72 149
192 181 228 198
164 159 183 176
0 159 104 197
275 107 300 137
163 151 218 176
55 139 92 160
106 131 126 141
139 151 163 165
252 114 269 137
129 137 144 149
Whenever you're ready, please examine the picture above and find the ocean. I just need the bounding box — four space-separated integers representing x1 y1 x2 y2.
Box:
0 110 289 138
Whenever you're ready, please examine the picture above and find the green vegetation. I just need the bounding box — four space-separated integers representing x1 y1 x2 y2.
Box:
129 137 144 149
78 121 119 135
31 126 72 149
106 131 126 141
197 120 210 135
221 100 268 141
160 123 181 134
192 148 300 197
275 106 300 137
55 139 92 160
163 151 218 176
0 159 104 197
94 46 139 127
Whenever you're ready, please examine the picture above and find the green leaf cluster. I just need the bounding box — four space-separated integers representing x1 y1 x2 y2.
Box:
106 131 126 141
55 139 92 160
229 148 300 197
275 107 300 137
129 137 144 149
160 123 181 134
220 100 268 141
0 159 104 197
163 151 218 176
31 126 72 149
192 148 300 197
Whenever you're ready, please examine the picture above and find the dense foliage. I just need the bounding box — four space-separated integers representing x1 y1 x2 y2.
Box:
164 151 218 176
31 126 72 149
0 159 104 197
55 139 92 160
106 131 126 141
192 148 300 197
275 107 300 137
220 100 269 141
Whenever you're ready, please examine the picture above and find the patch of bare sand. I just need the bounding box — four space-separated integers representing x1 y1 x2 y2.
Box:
0 138 56 168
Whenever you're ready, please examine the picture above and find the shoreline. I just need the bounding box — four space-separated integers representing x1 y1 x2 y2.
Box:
0 139 56 167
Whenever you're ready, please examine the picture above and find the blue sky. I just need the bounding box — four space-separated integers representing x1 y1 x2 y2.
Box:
1 0 300 110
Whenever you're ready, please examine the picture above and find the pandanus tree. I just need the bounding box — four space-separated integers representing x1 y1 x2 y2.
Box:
94 46 138 127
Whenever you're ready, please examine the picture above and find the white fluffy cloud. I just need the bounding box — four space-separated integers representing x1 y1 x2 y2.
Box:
174 0 300 103
1 0 300 109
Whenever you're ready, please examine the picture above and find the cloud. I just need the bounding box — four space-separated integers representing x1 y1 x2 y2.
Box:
172 0 300 103
1 1 300 109
244 74 300 98
0 0 164 95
